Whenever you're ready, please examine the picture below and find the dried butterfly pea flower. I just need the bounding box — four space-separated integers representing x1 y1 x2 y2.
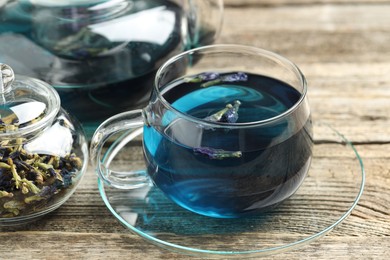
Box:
0 191 13 199
204 100 241 124
184 72 220 83
201 72 248 87
222 72 248 82
0 143 83 217
193 147 242 160
220 100 241 123
195 100 243 160
184 72 248 88
204 104 233 122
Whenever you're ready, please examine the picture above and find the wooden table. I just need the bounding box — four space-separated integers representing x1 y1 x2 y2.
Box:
1 0 389 259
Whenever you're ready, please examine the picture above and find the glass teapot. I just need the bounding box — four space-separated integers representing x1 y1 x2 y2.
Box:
0 0 224 136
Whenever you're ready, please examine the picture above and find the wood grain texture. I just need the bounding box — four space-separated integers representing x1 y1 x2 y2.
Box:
1 1 389 259
223 0 390 7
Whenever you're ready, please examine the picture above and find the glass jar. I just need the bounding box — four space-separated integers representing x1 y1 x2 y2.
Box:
0 0 224 136
0 64 88 226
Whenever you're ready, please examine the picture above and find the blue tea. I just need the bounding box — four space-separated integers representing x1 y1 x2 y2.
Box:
143 72 313 218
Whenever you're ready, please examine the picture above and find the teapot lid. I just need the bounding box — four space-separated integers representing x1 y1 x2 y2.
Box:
0 63 60 140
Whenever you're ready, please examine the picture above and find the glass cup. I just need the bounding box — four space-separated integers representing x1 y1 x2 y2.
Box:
90 44 313 218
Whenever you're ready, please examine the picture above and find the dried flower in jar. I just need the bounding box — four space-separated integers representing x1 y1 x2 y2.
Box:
0 140 83 217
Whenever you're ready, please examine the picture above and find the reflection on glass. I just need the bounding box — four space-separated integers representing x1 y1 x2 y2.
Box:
0 0 223 135
25 116 74 157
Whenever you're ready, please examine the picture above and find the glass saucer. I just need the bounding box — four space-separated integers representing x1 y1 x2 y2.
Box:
98 122 365 258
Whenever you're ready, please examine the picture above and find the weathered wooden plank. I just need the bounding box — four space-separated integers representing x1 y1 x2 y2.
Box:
217 5 390 63
218 4 390 141
0 232 388 259
222 4 390 30
213 4 390 144
224 0 390 7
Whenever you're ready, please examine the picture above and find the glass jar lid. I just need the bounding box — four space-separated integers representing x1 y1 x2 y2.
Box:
0 63 60 140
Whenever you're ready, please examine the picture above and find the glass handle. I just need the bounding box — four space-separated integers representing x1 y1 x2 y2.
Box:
186 0 224 48
90 109 150 189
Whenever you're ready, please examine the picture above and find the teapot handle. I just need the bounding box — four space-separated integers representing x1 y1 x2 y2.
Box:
186 0 224 48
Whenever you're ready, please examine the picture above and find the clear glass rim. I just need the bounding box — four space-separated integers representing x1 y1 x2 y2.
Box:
29 0 107 7
154 44 308 129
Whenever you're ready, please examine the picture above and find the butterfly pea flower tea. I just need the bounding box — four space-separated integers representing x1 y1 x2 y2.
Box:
91 45 313 218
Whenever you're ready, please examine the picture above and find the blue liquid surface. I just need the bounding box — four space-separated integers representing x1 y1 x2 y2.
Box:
144 73 313 218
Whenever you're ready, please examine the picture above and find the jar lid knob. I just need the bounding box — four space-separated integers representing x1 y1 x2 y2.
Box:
0 63 15 94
